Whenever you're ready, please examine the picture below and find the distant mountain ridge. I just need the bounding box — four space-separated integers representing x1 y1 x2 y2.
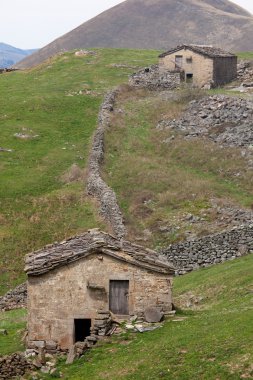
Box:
16 0 253 69
0 43 36 68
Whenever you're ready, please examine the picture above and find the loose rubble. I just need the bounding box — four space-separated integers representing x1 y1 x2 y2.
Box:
237 60 253 85
157 95 253 149
129 65 182 90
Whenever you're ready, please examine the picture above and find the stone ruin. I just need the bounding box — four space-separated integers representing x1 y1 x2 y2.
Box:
129 64 182 90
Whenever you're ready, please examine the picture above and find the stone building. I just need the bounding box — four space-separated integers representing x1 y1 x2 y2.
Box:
159 44 237 88
25 229 174 350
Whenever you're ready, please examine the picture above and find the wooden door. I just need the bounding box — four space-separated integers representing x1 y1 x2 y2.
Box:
109 280 129 315
175 55 183 69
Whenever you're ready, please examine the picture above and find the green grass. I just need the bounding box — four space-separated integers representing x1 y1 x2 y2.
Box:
237 51 253 60
38 254 253 380
0 48 159 295
103 87 253 247
0 309 26 355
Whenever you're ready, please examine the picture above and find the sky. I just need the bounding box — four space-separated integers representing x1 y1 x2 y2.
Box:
1 0 253 49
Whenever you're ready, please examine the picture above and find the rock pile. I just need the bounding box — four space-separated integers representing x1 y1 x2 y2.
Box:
129 65 182 90
0 353 34 379
158 95 253 148
237 60 253 84
92 310 112 337
0 283 27 311
87 90 126 239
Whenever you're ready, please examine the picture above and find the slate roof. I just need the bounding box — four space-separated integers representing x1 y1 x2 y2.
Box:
159 45 236 59
25 229 175 276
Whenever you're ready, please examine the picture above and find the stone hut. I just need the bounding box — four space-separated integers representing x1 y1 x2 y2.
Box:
25 229 174 350
159 44 237 88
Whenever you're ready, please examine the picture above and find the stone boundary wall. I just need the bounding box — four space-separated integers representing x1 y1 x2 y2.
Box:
129 65 182 90
0 282 27 311
0 353 34 379
160 224 253 275
87 90 126 239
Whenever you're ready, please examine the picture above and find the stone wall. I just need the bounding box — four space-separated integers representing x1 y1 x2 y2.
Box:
129 65 182 89
159 48 214 87
161 224 253 275
87 90 126 239
27 253 172 349
0 353 34 379
0 283 27 311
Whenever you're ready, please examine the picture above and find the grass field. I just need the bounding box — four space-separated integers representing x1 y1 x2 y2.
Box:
34 253 253 380
103 86 253 247
0 48 159 295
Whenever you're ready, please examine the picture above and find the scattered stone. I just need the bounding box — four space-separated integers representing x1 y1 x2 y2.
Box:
75 50 95 57
14 133 39 140
144 307 164 323
0 147 12 152
157 95 253 149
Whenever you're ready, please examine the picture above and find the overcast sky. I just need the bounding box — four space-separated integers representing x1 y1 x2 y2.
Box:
1 0 253 49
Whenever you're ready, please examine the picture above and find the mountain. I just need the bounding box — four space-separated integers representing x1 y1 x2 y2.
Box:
0 43 37 68
16 0 253 69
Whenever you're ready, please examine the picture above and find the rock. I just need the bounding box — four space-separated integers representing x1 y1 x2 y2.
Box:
144 307 164 323
0 329 8 335
66 345 76 365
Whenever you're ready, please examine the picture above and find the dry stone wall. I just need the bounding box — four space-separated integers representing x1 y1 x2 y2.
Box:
87 90 126 239
0 353 34 379
0 283 27 311
129 65 182 90
161 224 253 275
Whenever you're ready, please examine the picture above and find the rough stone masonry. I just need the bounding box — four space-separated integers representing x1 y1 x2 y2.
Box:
160 224 253 275
87 90 126 239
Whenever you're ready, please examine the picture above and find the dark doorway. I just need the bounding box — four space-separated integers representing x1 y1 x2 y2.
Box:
109 280 129 315
74 319 91 342
186 73 193 83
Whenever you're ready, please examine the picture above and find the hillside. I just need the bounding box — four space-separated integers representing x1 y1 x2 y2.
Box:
0 43 36 68
15 0 253 69
1 253 252 379
0 48 158 295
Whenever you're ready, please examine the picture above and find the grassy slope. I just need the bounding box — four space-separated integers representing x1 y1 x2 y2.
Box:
0 309 26 355
103 85 253 248
35 254 253 380
0 48 158 295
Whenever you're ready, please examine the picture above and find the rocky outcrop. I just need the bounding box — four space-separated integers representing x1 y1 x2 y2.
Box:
0 353 34 379
129 65 182 90
87 90 126 239
0 283 27 311
158 95 253 148
161 224 253 275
